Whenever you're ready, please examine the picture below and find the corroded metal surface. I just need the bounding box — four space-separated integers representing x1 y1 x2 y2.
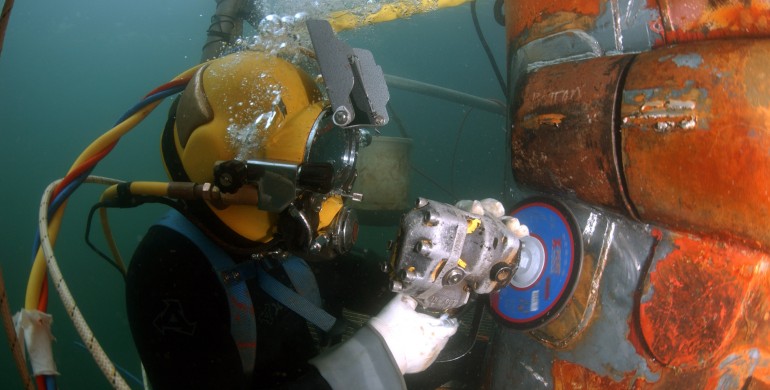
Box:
638 231 770 389
511 55 634 216
485 200 659 389
504 0 770 58
658 0 770 44
621 39 770 251
485 201 770 389
504 0 662 58
501 1 770 388
529 201 633 348
550 360 635 389
505 0 603 49
504 0 661 104
509 38 770 251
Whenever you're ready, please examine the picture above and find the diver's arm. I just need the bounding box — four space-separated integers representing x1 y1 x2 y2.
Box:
310 294 459 390
310 324 406 390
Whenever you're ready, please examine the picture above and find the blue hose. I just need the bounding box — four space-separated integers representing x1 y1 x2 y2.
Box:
30 82 186 265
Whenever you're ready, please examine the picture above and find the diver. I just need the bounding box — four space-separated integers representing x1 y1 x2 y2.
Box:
123 17 465 389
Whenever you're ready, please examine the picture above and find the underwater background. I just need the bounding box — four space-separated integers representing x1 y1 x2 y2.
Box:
0 0 512 388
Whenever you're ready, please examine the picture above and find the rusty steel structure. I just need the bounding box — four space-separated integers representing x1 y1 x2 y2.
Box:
512 39 770 250
495 0 770 388
621 40 770 251
485 200 770 389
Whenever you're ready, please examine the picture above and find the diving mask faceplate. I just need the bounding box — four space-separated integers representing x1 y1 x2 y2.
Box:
212 107 370 207
212 106 370 259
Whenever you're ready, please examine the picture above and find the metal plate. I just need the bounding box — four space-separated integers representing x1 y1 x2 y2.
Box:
510 54 635 216
490 197 582 330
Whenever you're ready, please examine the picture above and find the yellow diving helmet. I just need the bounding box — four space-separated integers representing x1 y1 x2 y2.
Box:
160 51 355 259
161 20 389 259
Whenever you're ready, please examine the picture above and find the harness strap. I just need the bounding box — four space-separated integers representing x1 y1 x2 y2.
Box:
154 210 338 375
282 257 324 308
217 255 336 331
155 210 257 377
255 263 336 331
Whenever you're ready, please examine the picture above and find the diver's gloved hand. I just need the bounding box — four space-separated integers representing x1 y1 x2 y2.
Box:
369 293 459 374
455 198 530 238
309 294 457 388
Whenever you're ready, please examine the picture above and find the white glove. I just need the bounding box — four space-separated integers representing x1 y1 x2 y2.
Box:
455 198 530 238
369 294 459 374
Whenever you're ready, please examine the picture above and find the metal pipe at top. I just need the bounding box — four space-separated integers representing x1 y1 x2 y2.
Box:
385 74 506 116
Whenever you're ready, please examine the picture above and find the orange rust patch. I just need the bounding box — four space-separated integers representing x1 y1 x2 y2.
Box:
660 0 770 43
519 12 598 47
698 3 770 31
506 0 602 48
521 113 568 130
552 360 635 389
622 39 770 251
638 234 768 367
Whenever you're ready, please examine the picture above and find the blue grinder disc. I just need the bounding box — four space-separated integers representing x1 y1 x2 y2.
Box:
490 197 582 330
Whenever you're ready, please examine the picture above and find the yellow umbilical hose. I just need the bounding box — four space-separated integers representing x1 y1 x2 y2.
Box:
98 182 172 272
100 182 171 200
328 0 472 32
20 63 200 387
23 64 203 311
38 176 131 389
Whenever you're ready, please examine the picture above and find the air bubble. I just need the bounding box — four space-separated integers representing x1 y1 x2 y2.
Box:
259 14 285 36
294 12 308 22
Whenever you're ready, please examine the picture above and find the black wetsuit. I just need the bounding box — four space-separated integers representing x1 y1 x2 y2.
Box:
125 224 333 389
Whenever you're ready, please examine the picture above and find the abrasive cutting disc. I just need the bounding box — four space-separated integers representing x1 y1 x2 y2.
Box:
490 197 582 330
